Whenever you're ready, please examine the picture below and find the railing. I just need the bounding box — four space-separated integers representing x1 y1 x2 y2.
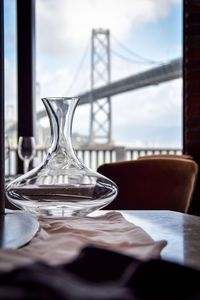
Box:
5 146 182 177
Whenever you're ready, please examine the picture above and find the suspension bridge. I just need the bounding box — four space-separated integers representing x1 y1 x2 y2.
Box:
8 29 182 144
36 57 181 119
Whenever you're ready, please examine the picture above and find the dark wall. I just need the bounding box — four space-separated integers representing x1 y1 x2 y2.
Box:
0 0 5 214
184 0 200 214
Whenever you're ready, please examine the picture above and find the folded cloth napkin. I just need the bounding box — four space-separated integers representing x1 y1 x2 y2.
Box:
0 211 167 271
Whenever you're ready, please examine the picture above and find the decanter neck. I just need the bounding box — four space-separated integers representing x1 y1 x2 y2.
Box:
42 97 79 157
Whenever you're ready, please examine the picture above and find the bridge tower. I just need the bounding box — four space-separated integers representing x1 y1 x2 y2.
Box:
89 29 111 144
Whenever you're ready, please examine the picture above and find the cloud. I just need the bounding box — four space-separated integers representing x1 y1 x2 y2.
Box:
36 0 181 57
47 78 182 147
111 78 182 146
112 78 182 127
5 59 17 106
113 123 182 147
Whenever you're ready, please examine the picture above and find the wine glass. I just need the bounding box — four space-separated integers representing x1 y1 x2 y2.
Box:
18 136 36 174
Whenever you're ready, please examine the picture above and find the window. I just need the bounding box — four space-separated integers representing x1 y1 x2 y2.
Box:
36 0 182 150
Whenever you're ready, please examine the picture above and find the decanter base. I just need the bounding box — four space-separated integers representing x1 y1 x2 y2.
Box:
8 199 114 217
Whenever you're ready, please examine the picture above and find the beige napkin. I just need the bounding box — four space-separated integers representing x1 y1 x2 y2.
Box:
0 211 167 271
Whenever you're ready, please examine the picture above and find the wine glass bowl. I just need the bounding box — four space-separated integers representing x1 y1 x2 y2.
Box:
18 136 36 173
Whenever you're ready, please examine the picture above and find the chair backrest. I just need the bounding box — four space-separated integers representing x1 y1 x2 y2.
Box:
138 154 193 160
97 158 198 212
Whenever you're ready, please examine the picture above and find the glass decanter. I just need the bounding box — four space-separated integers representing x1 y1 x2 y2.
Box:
6 97 118 217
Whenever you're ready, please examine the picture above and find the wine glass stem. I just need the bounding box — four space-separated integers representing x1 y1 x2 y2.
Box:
23 159 30 174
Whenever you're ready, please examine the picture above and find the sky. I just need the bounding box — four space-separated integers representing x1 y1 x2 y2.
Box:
4 0 183 148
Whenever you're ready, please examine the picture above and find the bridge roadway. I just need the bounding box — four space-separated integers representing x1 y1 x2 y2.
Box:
36 58 182 120
7 59 182 133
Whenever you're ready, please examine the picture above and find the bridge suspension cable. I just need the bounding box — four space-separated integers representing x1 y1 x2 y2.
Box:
111 48 162 65
76 70 90 95
110 33 165 65
66 39 90 95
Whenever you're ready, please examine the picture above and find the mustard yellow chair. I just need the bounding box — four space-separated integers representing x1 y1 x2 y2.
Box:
97 158 198 213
